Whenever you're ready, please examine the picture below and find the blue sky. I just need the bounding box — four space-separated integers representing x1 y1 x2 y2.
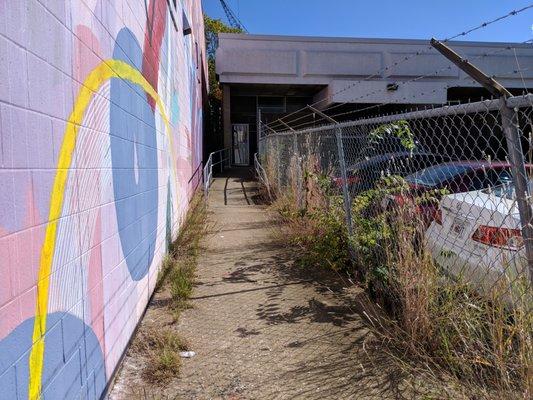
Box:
202 0 533 43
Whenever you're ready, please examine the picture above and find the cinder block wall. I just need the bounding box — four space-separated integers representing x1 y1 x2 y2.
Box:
0 1 206 398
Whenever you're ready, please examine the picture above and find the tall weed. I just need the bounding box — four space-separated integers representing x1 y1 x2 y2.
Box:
269 158 532 398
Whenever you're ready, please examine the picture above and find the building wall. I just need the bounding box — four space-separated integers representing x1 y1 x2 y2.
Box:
216 33 533 106
0 1 206 399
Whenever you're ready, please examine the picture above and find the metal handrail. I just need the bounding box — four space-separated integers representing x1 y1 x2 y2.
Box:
203 148 230 197
188 162 204 203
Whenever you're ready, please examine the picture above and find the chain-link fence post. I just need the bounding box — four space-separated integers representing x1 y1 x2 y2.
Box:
276 134 282 193
292 132 301 208
257 108 262 160
335 126 354 236
500 98 533 284
306 105 353 236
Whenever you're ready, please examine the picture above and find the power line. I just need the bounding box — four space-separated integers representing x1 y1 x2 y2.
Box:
284 50 532 132
265 3 533 130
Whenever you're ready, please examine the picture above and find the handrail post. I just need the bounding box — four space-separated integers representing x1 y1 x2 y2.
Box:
203 148 230 199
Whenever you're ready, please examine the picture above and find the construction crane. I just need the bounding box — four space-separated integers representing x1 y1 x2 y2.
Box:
219 0 248 32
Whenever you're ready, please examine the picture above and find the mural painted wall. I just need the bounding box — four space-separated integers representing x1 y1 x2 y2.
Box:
0 0 206 398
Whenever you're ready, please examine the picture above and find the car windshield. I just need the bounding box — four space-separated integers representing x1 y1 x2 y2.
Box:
486 180 533 200
406 164 474 187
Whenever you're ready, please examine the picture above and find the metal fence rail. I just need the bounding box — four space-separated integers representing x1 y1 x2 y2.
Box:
203 148 230 197
259 94 533 296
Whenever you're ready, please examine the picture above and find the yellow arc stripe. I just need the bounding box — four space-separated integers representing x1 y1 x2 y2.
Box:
28 59 177 399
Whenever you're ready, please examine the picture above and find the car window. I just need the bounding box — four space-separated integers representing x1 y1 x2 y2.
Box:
388 155 415 174
406 164 473 187
361 137 415 159
465 169 490 191
411 154 445 173
386 154 439 176
483 179 533 199
495 170 513 186
469 168 513 191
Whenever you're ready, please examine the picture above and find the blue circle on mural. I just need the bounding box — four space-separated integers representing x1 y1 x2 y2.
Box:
0 313 106 400
110 28 158 281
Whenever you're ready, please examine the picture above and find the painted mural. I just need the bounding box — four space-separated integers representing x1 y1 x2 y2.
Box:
0 1 206 398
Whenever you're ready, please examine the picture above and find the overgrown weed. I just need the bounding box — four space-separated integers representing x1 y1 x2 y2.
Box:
158 193 208 313
128 192 208 384
131 327 189 383
267 157 532 399
275 154 351 271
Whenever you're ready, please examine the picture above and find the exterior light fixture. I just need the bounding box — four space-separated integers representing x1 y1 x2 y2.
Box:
387 83 399 91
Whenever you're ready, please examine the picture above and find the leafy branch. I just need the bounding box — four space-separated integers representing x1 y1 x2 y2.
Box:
369 120 415 151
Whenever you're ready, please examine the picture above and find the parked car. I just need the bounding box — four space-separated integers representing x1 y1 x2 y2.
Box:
388 161 531 224
425 182 528 291
333 151 450 194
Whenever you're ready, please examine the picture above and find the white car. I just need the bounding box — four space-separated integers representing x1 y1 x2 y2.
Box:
426 182 528 292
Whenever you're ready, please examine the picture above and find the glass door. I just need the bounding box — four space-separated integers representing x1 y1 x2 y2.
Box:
232 124 249 165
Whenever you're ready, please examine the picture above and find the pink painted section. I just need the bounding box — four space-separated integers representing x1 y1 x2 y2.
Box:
142 0 168 110
74 24 103 83
0 0 206 397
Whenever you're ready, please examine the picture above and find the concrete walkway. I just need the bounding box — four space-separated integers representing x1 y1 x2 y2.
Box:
111 168 458 399
162 168 436 400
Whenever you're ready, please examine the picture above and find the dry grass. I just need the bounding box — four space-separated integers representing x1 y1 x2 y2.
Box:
377 202 533 399
265 158 533 399
124 192 208 385
130 328 189 384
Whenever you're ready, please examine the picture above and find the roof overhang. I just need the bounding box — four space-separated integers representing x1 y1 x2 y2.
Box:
216 33 533 106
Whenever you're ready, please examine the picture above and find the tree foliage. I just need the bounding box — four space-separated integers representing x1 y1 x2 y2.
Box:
202 15 244 155
369 120 415 151
204 15 242 60
204 15 242 100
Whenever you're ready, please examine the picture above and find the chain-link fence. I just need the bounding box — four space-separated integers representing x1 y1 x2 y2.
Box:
258 95 533 391
258 94 533 302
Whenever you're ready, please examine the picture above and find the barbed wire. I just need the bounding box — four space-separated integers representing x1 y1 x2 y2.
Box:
265 4 533 130
271 39 532 131
275 41 533 132
306 40 533 119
